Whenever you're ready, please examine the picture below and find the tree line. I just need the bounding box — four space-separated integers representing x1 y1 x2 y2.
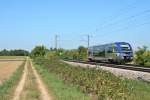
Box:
0 49 29 56
30 45 87 60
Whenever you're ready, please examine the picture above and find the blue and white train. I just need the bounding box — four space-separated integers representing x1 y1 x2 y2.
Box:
88 42 133 63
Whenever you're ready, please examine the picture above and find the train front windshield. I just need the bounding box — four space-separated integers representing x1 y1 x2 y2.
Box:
119 44 132 51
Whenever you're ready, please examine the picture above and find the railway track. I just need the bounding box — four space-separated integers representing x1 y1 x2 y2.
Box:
65 60 150 73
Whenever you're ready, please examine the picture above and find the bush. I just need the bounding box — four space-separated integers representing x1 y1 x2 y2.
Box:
30 45 48 58
45 51 58 60
60 46 87 60
78 46 87 60
134 46 150 66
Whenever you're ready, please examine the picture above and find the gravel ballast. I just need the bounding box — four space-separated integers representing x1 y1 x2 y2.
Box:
64 61 150 82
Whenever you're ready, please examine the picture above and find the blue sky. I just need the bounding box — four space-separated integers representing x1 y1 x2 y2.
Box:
0 0 150 51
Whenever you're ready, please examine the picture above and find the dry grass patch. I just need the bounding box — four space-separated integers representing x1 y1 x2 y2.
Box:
0 56 26 59
0 62 25 100
0 61 23 85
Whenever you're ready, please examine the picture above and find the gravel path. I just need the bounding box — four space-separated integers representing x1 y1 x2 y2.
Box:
64 61 150 82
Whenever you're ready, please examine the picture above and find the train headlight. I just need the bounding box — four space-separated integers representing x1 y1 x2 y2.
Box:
116 53 120 56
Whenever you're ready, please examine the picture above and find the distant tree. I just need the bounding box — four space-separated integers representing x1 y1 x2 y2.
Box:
0 49 29 56
11 49 29 56
0 49 9 56
30 45 48 58
50 47 54 51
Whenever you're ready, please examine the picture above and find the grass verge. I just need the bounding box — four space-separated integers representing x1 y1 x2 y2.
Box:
34 63 90 100
124 79 150 100
0 61 25 100
34 58 150 100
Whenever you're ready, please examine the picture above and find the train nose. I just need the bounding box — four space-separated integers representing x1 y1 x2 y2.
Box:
121 52 133 61
125 52 133 59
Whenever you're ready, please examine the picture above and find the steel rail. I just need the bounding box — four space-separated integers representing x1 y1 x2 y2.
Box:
65 60 150 73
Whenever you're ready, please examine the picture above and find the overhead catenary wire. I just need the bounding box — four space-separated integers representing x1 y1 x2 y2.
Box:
109 21 150 33
92 0 140 34
93 21 150 40
104 9 150 28
91 8 150 39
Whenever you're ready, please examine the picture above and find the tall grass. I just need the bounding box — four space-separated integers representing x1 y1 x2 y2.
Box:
34 64 90 100
34 57 150 100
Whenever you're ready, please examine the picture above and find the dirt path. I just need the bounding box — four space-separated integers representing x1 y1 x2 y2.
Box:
12 58 52 100
20 59 41 100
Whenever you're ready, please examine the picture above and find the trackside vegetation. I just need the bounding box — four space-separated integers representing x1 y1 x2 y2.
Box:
30 45 150 100
30 45 88 60
33 57 150 100
134 46 150 66
0 61 25 100
33 57 129 100
34 63 90 100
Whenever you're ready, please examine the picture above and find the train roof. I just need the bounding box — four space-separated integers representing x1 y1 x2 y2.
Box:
89 42 130 48
114 42 130 44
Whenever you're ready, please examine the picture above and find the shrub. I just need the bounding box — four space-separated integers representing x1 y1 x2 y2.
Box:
45 51 58 60
30 45 48 58
134 46 150 66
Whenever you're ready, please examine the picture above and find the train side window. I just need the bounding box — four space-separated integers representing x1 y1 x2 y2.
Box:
88 51 91 55
114 47 118 52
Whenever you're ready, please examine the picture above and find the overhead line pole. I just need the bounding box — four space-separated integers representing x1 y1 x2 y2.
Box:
87 35 90 49
55 35 58 50
87 34 90 60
